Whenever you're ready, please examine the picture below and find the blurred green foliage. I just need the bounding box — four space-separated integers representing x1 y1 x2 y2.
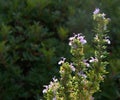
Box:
0 0 119 100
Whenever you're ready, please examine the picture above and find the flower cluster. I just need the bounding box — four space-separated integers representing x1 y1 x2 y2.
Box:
69 33 87 46
83 57 98 67
43 77 59 94
43 8 110 100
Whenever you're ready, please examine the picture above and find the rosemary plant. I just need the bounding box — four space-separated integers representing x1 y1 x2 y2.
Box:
43 8 110 100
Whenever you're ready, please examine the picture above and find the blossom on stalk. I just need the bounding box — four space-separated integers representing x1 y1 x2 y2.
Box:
58 57 66 65
77 34 87 44
93 8 100 14
43 85 49 94
78 71 87 79
52 77 58 82
69 33 87 46
104 36 111 44
83 59 90 67
70 63 76 72
101 13 106 19
89 57 98 63
43 77 58 94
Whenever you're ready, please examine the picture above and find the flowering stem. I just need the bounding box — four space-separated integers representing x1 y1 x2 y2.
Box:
42 8 110 100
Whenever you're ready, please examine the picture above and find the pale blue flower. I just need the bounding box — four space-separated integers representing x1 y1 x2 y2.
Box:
78 71 87 78
80 37 87 44
93 8 100 14
77 33 87 44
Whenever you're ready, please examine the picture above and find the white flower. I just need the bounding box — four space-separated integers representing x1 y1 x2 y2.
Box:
89 57 98 63
105 39 110 44
43 85 49 93
69 36 75 41
69 41 72 46
69 33 76 46
58 57 66 65
102 13 106 19
43 77 59 95
43 89 48 94
52 77 58 82
104 36 111 44
70 63 76 71
49 81 54 88
83 60 90 67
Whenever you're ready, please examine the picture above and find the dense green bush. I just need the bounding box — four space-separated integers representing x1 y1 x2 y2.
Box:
0 0 119 100
0 1 78 99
